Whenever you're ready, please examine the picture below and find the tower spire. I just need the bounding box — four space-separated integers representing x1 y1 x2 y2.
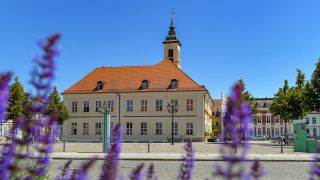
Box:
163 9 181 69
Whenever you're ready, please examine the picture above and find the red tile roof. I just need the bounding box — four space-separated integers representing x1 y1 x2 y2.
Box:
63 59 205 94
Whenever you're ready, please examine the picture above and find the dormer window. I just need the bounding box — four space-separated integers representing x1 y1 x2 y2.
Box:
96 81 104 90
141 80 149 89
170 79 178 89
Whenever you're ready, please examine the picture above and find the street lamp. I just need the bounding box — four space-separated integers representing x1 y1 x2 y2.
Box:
167 99 179 145
99 102 111 153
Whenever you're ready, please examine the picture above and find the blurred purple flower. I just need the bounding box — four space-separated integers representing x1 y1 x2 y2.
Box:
100 123 122 180
129 163 144 180
213 82 264 179
310 145 320 180
56 160 72 180
0 72 11 124
251 159 266 180
178 140 195 180
70 158 96 180
145 163 157 180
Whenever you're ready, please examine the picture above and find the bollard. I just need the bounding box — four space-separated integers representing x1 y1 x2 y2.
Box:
234 141 237 154
147 138 150 153
63 138 66 152
280 138 283 153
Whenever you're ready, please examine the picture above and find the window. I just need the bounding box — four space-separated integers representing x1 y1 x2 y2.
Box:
71 123 77 135
126 122 133 135
141 100 147 112
156 122 162 135
257 103 261 108
257 128 261 135
173 122 178 135
96 100 101 112
257 116 262 123
266 116 271 123
127 100 133 112
170 79 178 89
186 99 193 111
84 101 89 112
186 122 193 135
141 80 149 89
72 101 77 112
275 116 280 123
95 122 101 135
141 123 147 135
168 46 173 61
267 128 270 135
96 81 104 90
156 99 163 111
306 117 310 124
276 128 279 135
107 100 114 112
83 123 89 135
313 117 317 124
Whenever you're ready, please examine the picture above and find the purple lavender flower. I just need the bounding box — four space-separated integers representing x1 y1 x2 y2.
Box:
310 145 320 180
56 160 72 180
129 163 144 180
178 140 195 180
251 159 266 180
213 82 264 179
100 123 122 180
0 72 12 124
145 163 157 180
70 158 96 180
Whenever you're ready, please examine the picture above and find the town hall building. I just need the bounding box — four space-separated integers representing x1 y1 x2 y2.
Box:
62 17 214 142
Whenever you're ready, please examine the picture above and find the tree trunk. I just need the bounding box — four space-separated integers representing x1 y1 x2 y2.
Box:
285 120 288 141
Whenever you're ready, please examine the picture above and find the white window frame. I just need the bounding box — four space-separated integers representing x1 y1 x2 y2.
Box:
126 122 133 135
96 100 101 112
257 115 262 123
186 99 193 111
95 122 101 135
156 99 162 111
107 100 114 112
83 123 89 135
127 100 133 112
266 115 271 123
72 101 77 112
173 122 178 135
84 101 89 112
156 122 162 135
258 128 261 135
141 100 147 112
313 117 317 124
186 122 193 135
71 123 77 135
141 122 147 135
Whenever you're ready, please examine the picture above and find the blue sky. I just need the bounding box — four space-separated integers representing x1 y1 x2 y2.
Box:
0 0 319 99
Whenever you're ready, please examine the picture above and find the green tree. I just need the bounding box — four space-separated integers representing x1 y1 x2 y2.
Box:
238 79 257 113
47 86 70 137
310 59 320 111
6 77 27 127
271 70 309 141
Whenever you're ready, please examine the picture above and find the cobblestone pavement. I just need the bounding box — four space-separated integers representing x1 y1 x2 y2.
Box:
49 160 310 180
50 141 294 154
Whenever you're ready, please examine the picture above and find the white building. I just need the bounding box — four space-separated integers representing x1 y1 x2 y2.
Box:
61 18 214 142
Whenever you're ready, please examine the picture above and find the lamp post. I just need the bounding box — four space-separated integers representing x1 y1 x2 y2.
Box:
167 99 179 145
99 102 111 153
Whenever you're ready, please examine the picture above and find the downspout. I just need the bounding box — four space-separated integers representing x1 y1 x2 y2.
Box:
203 92 206 142
116 93 121 123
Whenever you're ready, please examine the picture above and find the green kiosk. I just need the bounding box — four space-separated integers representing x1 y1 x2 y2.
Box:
293 123 318 153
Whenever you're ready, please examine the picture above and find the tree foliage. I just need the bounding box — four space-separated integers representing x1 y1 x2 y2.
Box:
6 77 27 122
310 59 320 111
238 79 257 113
47 86 69 125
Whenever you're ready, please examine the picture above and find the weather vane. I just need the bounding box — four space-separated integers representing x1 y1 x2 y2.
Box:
171 8 175 26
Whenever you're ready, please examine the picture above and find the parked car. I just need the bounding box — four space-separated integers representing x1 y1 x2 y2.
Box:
280 133 294 139
255 135 267 140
